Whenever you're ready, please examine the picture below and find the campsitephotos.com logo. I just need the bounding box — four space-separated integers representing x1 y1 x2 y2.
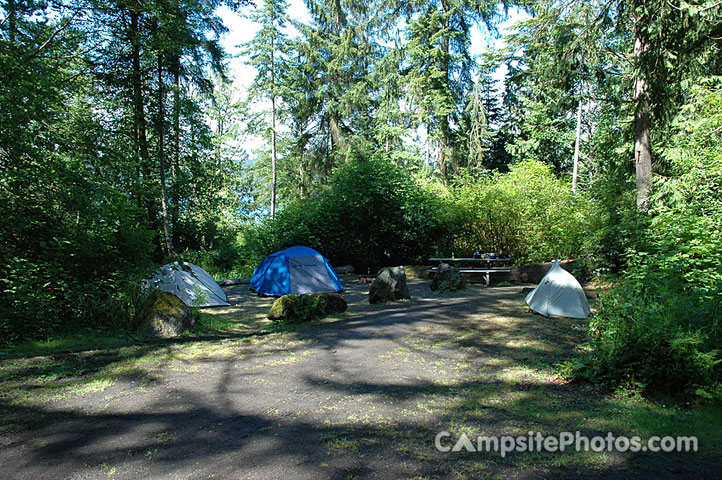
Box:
435 431 698 457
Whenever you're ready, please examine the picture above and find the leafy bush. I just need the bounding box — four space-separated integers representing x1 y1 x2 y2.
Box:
581 80 722 397
450 160 604 267
245 152 448 273
0 234 150 345
241 156 602 276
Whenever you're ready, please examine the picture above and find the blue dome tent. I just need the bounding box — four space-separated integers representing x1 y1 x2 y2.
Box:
250 246 344 296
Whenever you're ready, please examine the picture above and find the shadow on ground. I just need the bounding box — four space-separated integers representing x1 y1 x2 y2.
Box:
1 278 720 479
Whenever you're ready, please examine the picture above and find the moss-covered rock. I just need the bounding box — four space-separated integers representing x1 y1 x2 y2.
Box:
136 289 194 338
268 292 347 322
268 294 299 320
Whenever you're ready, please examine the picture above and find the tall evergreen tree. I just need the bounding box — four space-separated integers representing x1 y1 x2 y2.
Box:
404 0 500 178
242 0 290 218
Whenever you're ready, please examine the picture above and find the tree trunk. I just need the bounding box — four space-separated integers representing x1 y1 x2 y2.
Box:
437 0 451 179
157 52 173 256
171 56 180 236
129 9 153 224
329 115 346 151
572 82 583 193
437 136 447 177
632 9 652 210
426 126 431 166
299 159 305 198
8 0 16 43
270 33 277 218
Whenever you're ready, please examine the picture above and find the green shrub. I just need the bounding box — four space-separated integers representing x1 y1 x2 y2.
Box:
0 219 151 345
246 152 448 273
241 155 601 275
450 159 604 267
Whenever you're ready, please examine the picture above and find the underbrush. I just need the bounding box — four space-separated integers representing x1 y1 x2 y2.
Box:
565 81 722 400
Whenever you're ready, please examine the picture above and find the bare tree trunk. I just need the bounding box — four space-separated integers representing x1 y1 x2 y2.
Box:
572 83 583 193
171 57 180 236
270 33 277 218
129 9 153 224
157 52 173 256
384 90 390 153
426 126 431 165
436 0 451 179
437 137 447 177
299 160 305 197
8 0 16 43
329 115 346 151
633 7 652 211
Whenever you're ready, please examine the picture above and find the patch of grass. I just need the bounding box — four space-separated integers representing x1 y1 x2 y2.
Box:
323 435 359 454
154 431 177 444
194 310 270 334
98 462 117 478
1 330 132 358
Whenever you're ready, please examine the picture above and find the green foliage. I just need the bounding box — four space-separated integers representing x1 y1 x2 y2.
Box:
0 1 242 345
450 159 604 267
247 151 447 273
583 81 722 397
242 155 600 275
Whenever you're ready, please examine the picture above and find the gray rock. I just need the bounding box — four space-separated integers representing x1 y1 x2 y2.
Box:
430 263 467 292
136 290 194 338
316 292 348 315
335 264 355 274
369 266 410 304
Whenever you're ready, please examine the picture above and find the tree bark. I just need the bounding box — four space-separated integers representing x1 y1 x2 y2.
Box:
7 0 16 43
329 115 346 151
299 159 305 198
437 136 447 177
632 8 653 210
572 82 583 193
129 9 153 224
270 31 277 218
171 56 180 236
437 0 451 178
157 52 173 256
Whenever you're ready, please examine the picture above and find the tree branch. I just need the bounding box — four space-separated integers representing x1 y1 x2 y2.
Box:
21 13 77 66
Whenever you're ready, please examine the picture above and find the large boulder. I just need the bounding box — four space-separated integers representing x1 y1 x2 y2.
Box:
136 289 194 338
369 266 411 304
431 263 467 292
316 292 348 316
268 292 347 322
335 264 355 274
268 294 299 320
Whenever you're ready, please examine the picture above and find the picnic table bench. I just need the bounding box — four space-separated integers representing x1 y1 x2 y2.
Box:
427 257 511 286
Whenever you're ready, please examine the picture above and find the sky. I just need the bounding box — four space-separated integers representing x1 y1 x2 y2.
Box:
214 1 527 156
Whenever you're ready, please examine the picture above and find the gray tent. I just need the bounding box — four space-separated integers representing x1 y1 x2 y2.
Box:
144 262 230 307
525 260 590 319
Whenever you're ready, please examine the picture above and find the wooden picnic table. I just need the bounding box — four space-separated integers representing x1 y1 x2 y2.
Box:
427 257 512 286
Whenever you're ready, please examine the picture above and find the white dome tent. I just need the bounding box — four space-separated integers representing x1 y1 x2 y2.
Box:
525 260 590 319
144 262 230 307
